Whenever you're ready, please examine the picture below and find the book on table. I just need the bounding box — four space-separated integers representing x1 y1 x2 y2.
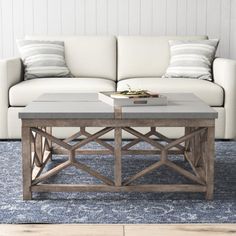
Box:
98 91 168 107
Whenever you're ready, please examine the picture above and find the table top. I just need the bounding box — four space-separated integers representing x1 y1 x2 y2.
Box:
19 93 218 120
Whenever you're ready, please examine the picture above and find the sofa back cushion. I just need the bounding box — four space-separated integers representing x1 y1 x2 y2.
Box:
25 36 117 81
117 36 208 81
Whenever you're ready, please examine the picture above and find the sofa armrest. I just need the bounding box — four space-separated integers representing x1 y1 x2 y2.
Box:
0 57 23 138
213 58 236 139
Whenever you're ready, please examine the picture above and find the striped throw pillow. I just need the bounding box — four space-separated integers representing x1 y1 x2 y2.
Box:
163 39 219 81
17 40 71 80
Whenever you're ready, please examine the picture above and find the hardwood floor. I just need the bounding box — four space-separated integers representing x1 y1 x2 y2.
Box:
125 225 236 236
0 224 235 236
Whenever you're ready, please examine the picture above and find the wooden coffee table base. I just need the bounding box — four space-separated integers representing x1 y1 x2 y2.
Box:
21 119 215 200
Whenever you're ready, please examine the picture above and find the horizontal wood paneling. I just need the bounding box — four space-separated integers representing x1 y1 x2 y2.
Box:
0 0 235 59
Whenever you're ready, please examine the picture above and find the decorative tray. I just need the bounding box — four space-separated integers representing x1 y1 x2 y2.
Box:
98 90 168 107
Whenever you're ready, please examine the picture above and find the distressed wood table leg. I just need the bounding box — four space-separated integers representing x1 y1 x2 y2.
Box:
189 127 198 165
194 128 201 166
45 127 52 147
46 127 52 160
114 127 122 186
184 127 191 161
35 127 43 165
22 126 32 200
190 127 197 165
197 130 206 168
205 126 215 200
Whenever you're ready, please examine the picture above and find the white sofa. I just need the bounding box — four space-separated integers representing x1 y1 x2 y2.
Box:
0 35 236 140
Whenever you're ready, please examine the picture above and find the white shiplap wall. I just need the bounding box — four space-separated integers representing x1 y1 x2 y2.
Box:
0 0 235 59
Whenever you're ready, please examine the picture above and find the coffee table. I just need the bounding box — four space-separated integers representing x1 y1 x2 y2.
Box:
19 93 217 200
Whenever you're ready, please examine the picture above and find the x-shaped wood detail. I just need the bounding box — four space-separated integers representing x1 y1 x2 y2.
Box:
29 126 208 189
30 127 115 186
122 127 207 186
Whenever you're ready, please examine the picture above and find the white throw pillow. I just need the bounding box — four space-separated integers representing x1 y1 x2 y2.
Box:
17 39 72 80
163 39 219 81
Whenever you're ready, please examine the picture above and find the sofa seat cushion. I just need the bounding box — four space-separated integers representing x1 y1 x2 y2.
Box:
117 78 224 106
9 78 116 106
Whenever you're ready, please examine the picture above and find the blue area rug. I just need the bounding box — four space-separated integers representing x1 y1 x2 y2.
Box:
0 141 235 224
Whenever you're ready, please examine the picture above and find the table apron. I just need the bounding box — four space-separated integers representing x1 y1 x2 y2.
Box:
21 118 215 127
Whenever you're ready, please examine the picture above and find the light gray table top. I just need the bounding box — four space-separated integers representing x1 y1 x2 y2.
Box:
19 93 218 119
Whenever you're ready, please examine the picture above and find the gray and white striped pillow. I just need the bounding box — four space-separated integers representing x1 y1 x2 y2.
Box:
17 40 71 80
163 39 219 81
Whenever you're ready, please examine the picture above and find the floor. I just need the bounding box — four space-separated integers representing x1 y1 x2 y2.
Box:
0 224 235 236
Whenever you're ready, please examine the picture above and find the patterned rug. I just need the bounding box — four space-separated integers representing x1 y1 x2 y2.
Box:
0 141 235 224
